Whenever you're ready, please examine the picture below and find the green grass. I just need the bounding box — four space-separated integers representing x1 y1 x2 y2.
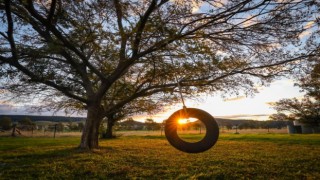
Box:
1 134 320 179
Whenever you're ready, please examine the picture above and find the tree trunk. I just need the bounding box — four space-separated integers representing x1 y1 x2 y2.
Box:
79 104 104 149
105 119 115 139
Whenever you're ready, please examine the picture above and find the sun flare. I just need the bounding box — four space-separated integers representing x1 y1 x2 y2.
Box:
178 118 189 124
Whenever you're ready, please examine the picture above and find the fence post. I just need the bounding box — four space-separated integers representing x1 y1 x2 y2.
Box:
11 124 16 137
160 125 163 136
54 124 57 138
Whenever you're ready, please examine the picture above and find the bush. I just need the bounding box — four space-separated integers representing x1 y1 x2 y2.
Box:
0 117 12 130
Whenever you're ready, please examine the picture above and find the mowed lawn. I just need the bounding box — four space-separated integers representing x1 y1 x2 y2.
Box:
0 133 320 179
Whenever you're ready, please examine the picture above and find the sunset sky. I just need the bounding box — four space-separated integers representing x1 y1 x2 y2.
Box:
0 78 304 122
133 78 304 122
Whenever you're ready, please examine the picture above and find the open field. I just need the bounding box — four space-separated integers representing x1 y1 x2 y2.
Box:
0 133 320 179
0 128 288 138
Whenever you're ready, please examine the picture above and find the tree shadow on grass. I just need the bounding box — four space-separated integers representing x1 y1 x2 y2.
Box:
0 146 123 179
143 135 166 139
12 145 117 159
220 134 320 145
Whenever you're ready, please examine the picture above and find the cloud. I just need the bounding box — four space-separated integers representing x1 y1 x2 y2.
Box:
216 114 271 120
170 0 204 13
299 29 312 38
265 101 276 106
223 96 246 102
212 0 228 8
304 21 315 29
0 103 69 116
298 20 316 39
191 1 205 13
0 104 25 115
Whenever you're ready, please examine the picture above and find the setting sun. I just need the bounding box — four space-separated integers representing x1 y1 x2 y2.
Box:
178 118 190 124
177 117 199 124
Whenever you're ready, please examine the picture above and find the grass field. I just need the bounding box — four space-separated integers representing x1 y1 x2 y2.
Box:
0 133 320 179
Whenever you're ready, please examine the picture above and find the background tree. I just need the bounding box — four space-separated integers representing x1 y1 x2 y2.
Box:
298 62 320 100
271 98 320 126
103 113 123 138
271 41 320 126
102 92 163 138
238 121 258 129
99 119 107 138
67 121 81 131
190 120 204 131
78 122 84 132
18 117 35 130
119 118 145 130
56 122 64 132
225 122 233 130
269 113 292 121
145 118 160 130
0 116 12 130
0 0 318 149
18 117 33 124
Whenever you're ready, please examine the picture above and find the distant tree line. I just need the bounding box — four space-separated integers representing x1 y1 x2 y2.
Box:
0 115 86 123
98 118 288 138
100 118 162 134
0 116 85 132
46 122 85 132
0 117 12 130
0 116 35 131
218 119 287 130
1 115 288 133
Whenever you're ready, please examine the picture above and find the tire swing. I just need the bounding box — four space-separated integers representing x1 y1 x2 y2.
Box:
165 107 219 153
159 17 219 153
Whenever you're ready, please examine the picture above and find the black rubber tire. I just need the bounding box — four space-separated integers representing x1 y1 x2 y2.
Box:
165 108 219 153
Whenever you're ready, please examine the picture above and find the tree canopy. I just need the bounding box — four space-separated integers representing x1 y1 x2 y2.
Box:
270 59 320 125
0 0 319 149
298 62 320 100
271 98 320 125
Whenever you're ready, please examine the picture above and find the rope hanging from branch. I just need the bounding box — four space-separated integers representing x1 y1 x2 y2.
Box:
158 13 219 153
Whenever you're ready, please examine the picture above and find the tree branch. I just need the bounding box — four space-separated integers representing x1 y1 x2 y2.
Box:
9 60 88 103
132 0 158 57
4 0 17 59
113 0 127 61
47 0 57 23
24 0 106 81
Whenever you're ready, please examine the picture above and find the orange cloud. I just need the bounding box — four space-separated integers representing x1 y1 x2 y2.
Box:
170 0 204 13
304 21 315 29
242 15 256 27
299 29 312 38
216 114 271 120
223 96 246 102
265 102 276 106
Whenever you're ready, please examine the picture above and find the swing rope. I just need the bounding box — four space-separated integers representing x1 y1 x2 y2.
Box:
158 14 188 115
169 53 187 111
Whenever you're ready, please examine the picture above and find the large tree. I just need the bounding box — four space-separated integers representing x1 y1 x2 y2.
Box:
0 0 318 149
271 98 320 125
271 58 320 125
